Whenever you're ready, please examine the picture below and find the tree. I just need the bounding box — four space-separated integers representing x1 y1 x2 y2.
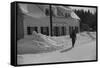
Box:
74 9 97 32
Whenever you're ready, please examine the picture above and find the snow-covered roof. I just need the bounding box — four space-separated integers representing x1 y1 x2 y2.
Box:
53 6 80 20
18 4 80 20
70 12 80 20
18 4 46 18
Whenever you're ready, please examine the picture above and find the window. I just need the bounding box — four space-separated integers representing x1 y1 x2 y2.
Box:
27 27 38 35
41 27 49 35
53 26 60 36
27 27 31 35
61 26 66 35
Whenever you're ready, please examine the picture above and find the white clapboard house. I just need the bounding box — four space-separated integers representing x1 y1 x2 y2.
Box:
17 3 80 40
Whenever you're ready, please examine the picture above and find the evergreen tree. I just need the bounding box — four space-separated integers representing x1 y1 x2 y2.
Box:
74 9 97 31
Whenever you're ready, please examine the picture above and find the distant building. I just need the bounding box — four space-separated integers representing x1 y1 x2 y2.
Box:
17 3 80 40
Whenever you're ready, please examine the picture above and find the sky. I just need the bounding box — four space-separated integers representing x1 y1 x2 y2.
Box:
69 6 96 14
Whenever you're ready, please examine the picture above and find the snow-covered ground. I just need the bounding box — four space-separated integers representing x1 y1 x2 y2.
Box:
17 31 96 65
17 31 72 54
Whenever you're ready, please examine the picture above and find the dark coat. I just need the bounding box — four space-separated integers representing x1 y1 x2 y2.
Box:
70 30 76 39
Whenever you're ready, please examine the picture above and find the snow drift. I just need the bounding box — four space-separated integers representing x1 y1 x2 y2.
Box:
17 31 71 54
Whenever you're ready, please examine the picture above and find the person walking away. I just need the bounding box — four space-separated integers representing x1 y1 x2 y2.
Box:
70 29 76 47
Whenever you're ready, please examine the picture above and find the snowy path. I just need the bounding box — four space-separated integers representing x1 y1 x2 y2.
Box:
17 32 96 64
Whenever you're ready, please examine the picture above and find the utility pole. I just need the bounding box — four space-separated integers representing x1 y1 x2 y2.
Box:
49 5 53 36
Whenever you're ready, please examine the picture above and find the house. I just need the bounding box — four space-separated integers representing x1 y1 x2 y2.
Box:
17 3 80 40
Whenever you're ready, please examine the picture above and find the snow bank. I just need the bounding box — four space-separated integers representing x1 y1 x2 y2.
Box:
32 31 71 47
17 31 69 54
